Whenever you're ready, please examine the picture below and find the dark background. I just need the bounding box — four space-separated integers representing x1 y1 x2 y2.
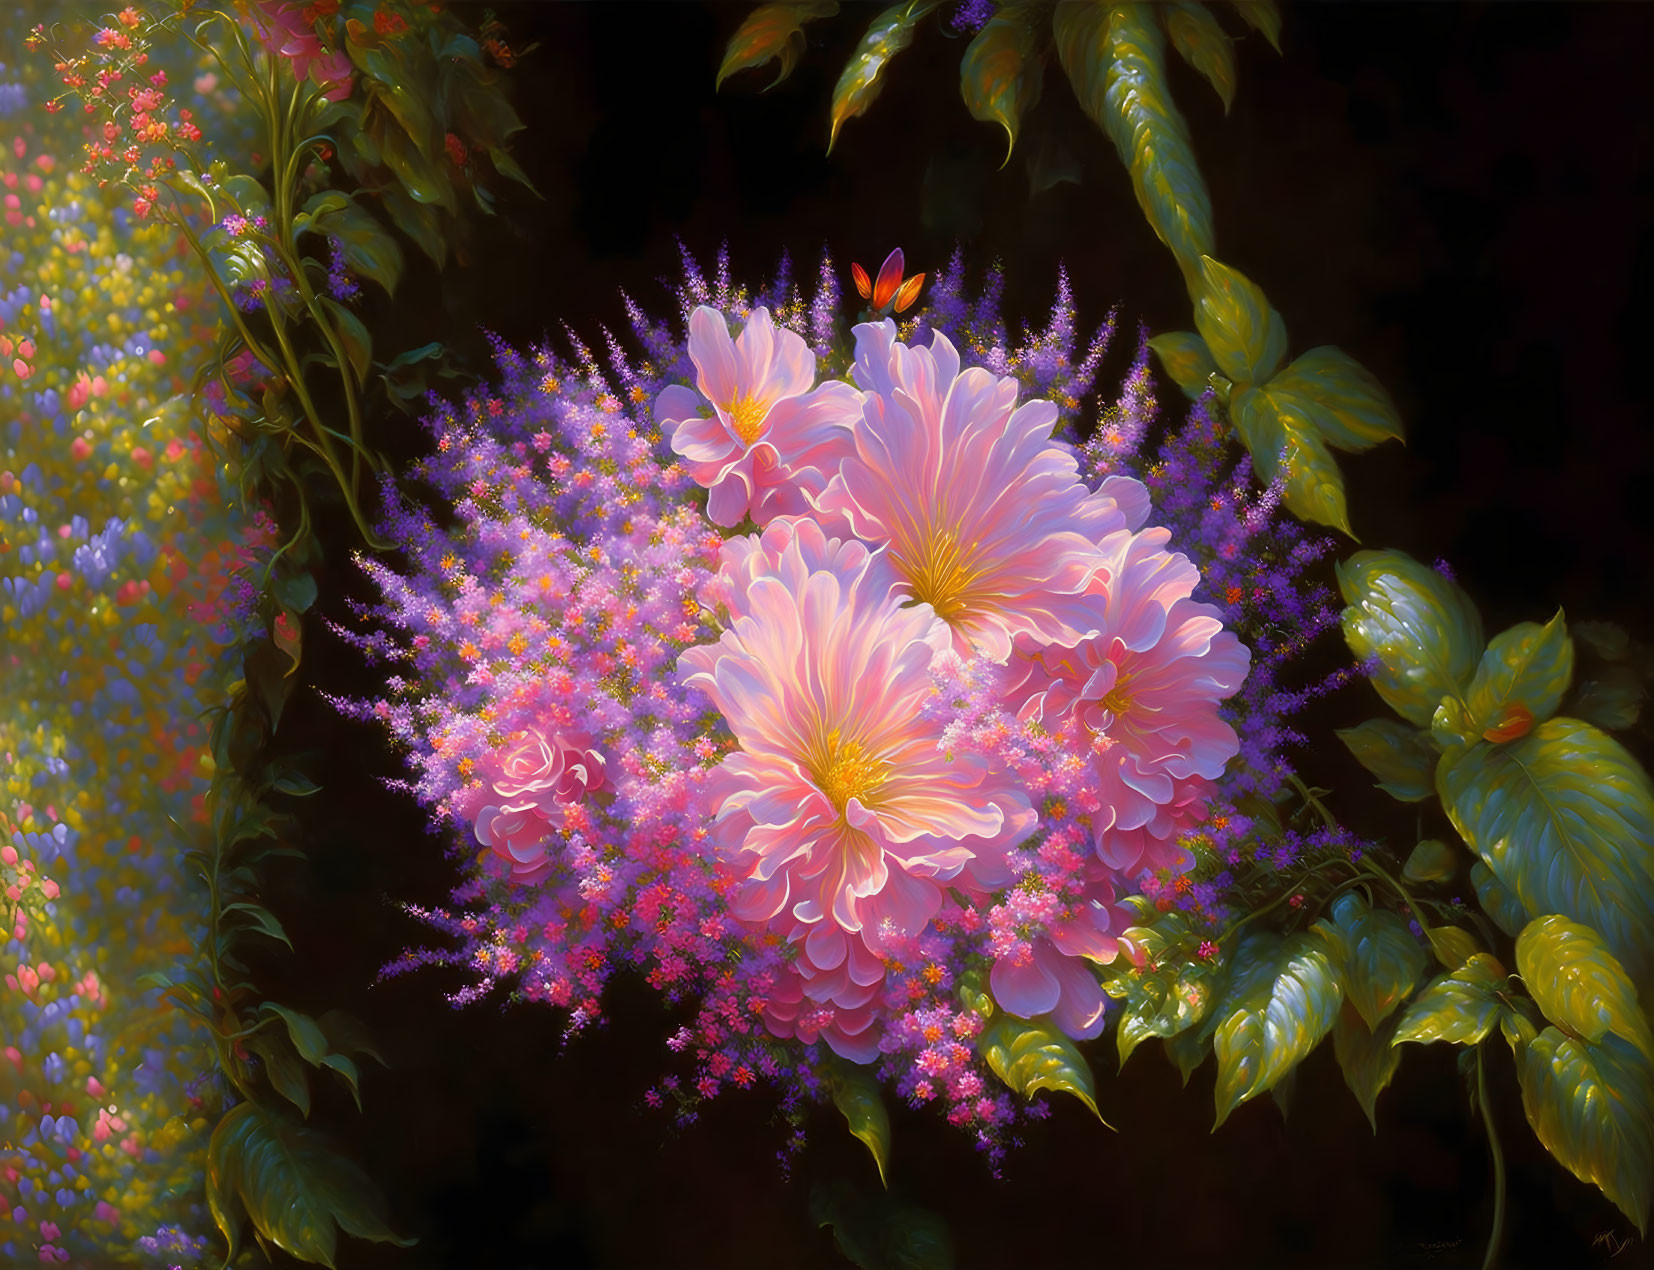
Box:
264 3 1654 1267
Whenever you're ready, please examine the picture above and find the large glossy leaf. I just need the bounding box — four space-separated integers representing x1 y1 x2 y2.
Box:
960 4 1045 162
1054 0 1214 291
979 1014 1105 1121
1117 959 1224 1067
1333 1000 1402 1132
1518 1030 1654 1236
1464 611 1574 738
1472 860 1527 938
1162 1 1235 113
1192 255 1288 385
1337 717 1438 803
1403 839 1457 885
1212 930 1342 1127
717 2 840 91
1228 0 1282 52
1438 717 1654 987
1232 382 1351 535
1262 346 1404 451
1337 549 1484 728
1147 330 1220 399
207 1101 413 1266
1339 908 1429 1031
1516 915 1654 1059
1391 953 1507 1047
1425 924 1483 972
828 1 943 153
249 1036 312 1118
824 1059 892 1187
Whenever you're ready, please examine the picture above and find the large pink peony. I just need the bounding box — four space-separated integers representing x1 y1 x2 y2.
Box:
466 727 608 883
1009 525 1249 875
815 319 1150 662
680 519 1035 1060
656 307 861 527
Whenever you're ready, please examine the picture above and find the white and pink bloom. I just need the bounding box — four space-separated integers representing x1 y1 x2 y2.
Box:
680 519 1035 1059
1009 525 1249 874
655 306 861 527
816 320 1148 662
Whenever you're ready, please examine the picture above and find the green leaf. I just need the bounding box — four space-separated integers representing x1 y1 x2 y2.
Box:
1469 862 1523 939
716 2 840 92
828 1 943 153
824 1059 892 1187
1516 915 1654 1060
960 4 1045 163
350 40 439 153
381 186 446 268
1571 667 1646 732
1229 0 1282 53
380 124 456 212
1337 718 1438 803
1332 1000 1402 1132
245 639 295 732
1438 717 1654 987
314 198 404 297
1465 611 1575 737
1336 549 1484 728
316 1009 389 1067
1147 330 1220 399
1162 1 1235 113
222 901 294 951
319 297 372 387
274 570 319 615
1426 925 1483 971
1192 255 1288 385
1211 930 1342 1127
1518 1030 1654 1236
1403 839 1457 885
485 146 539 196
272 773 323 798
1054 0 1215 292
319 1052 364 1113
262 1003 331 1066
206 1101 415 1267
1391 954 1507 1047
1262 346 1405 451
1232 382 1352 536
1339 908 1429 1030
250 1036 312 1117
1117 959 1224 1068
808 1179 955 1270
979 1013 1105 1122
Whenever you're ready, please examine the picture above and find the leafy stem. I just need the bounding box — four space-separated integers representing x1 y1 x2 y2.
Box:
1476 1046 1507 1270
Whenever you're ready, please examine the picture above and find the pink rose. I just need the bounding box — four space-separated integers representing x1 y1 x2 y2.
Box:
488 726 607 813
474 802 556 884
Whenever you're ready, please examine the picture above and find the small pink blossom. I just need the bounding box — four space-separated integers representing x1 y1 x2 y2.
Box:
655 306 860 527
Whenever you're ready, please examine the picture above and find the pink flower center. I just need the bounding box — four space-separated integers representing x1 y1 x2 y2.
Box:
725 392 768 445
891 522 983 624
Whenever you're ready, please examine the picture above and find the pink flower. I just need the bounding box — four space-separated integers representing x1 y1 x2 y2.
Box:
817 320 1148 662
473 803 557 883
1009 525 1249 874
466 727 607 883
247 3 354 102
990 862 1121 1038
680 520 1034 1058
655 306 860 527
489 726 607 809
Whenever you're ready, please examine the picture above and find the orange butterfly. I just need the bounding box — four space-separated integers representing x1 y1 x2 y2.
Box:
851 248 925 315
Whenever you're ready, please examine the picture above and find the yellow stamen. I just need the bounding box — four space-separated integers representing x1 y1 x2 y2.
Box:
893 523 982 624
725 392 768 445
810 728 888 813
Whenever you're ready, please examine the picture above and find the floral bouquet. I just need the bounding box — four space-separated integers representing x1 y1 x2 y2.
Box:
337 247 1347 1170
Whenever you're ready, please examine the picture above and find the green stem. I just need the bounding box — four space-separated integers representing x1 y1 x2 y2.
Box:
1476 1047 1507 1270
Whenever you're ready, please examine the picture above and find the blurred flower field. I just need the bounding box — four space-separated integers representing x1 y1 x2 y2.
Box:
0 37 269 1266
